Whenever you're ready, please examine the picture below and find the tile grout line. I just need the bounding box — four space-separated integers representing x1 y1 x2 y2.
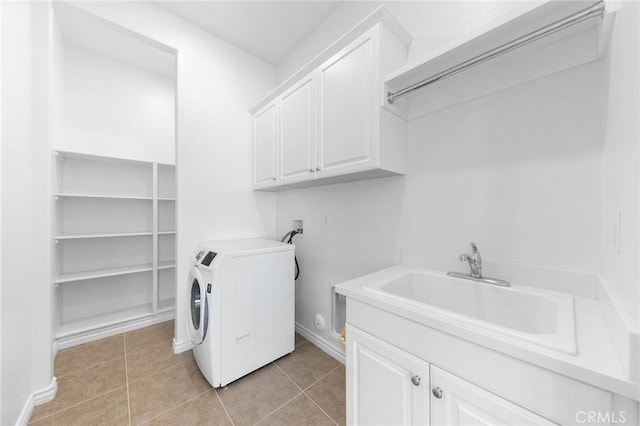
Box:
272 361 305 393
213 388 236 426
251 390 304 426
301 388 339 426
302 364 342 392
124 336 132 426
55 351 125 380
274 361 343 426
32 324 176 424
246 362 306 425
301 364 342 425
30 385 129 423
127 353 193 386
140 388 214 425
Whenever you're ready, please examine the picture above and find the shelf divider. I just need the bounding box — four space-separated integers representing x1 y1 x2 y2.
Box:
152 162 159 315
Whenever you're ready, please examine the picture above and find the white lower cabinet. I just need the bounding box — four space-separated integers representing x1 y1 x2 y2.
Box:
347 326 557 426
430 366 556 426
347 326 429 425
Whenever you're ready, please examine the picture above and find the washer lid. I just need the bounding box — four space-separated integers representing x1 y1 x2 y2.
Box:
200 238 294 255
186 267 208 345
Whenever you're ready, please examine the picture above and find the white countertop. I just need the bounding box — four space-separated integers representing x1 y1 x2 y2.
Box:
335 265 639 401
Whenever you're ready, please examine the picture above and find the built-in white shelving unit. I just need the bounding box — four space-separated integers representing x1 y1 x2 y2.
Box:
54 151 176 346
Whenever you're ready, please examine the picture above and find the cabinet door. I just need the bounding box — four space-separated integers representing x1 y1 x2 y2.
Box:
347 326 429 426
279 72 316 185
252 101 278 188
318 28 379 178
430 366 557 426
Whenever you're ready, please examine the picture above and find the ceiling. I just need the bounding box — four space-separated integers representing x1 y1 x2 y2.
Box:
156 1 341 65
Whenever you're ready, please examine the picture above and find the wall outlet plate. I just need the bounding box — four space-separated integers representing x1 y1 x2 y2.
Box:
292 219 303 234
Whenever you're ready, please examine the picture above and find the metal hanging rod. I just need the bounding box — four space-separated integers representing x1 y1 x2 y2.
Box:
387 1 605 105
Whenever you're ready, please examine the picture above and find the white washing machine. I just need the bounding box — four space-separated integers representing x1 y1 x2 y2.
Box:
187 238 295 388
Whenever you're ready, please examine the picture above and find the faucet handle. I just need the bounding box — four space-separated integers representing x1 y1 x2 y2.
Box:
459 254 470 262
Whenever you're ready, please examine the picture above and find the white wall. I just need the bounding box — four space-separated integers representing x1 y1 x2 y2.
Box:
70 1 278 350
60 44 175 164
276 1 536 83
601 0 640 326
1 2 34 423
30 0 61 407
276 2 381 83
275 1 615 354
400 61 603 271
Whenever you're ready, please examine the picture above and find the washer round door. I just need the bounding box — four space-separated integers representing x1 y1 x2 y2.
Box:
186 267 208 345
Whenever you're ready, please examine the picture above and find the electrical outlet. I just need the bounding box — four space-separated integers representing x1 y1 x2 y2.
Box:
314 314 326 331
292 219 303 234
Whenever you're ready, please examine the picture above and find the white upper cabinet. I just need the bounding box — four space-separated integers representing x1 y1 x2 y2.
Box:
251 7 410 190
317 31 377 177
279 72 316 185
252 101 278 188
430 366 557 426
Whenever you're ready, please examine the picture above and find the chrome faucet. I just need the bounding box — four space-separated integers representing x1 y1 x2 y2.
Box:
447 242 511 287
459 242 482 278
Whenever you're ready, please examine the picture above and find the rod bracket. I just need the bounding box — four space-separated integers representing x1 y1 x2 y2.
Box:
387 91 395 105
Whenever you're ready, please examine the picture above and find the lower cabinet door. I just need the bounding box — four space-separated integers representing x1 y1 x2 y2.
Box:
430 366 558 426
347 326 430 425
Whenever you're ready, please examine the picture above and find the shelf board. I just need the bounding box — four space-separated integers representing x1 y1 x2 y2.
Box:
55 192 153 201
56 303 153 338
158 197 176 201
55 231 153 240
56 150 153 167
158 299 175 313
158 261 176 270
55 264 154 283
158 231 176 236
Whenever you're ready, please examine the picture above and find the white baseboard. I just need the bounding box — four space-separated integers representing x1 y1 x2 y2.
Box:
15 395 34 426
56 311 175 350
295 322 345 364
173 338 193 354
15 378 58 425
33 377 58 405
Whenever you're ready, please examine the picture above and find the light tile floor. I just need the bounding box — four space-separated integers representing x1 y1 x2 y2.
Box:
30 321 346 425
